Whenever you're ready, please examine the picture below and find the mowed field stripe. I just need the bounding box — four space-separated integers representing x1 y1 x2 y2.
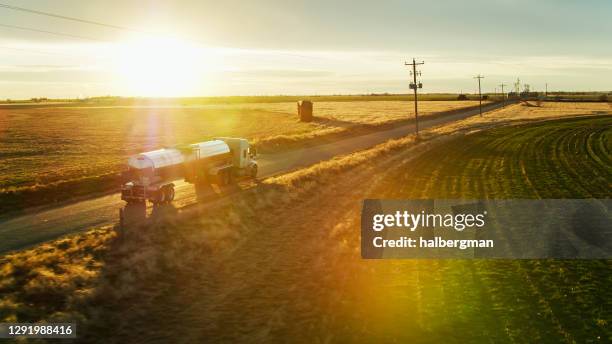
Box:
360 115 611 342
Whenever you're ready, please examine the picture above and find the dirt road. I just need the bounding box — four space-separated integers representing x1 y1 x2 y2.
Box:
0 102 507 254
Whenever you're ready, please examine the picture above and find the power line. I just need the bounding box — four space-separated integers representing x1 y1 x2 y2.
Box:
474 74 484 117
405 58 424 136
0 3 335 63
0 2 149 34
0 23 104 41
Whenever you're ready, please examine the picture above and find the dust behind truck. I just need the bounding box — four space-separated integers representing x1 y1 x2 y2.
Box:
121 137 258 205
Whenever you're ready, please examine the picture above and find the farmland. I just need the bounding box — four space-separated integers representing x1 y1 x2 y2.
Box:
347 116 611 342
0 99 487 212
0 103 609 342
98 115 609 343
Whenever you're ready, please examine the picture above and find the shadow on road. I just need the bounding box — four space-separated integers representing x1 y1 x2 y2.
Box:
119 181 245 232
119 202 180 232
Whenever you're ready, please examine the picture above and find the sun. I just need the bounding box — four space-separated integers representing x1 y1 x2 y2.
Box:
115 36 211 97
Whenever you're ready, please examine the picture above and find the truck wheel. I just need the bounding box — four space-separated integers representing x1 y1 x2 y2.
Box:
250 164 258 178
157 189 166 204
166 186 175 202
218 170 231 186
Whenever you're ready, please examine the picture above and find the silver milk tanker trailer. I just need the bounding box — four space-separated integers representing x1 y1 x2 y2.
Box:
121 137 258 204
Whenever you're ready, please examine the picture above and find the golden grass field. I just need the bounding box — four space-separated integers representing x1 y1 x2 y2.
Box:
0 100 483 191
1 102 609 342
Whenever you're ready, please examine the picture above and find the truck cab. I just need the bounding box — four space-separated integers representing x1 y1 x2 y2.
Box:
215 137 258 178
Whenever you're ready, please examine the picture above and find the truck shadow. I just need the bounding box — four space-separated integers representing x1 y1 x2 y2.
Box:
119 202 179 230
150 203 179 222
195 183 214 202
120 202 146 225
119 180 247 232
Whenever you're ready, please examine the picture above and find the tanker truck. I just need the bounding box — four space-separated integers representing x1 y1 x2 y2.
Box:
121 137 258 204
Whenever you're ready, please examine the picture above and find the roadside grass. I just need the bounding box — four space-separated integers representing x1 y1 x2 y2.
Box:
0 227 115 323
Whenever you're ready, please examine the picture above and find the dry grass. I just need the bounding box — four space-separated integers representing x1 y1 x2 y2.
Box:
1 102 608 342
423 101 611 137
76 110 609 342
0 100 485 213
0 227 115 323
0 107 450 335
0 100 482 191
252 100 487 151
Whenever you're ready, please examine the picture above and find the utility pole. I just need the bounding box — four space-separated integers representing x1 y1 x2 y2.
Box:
405 58 424 135
474 74 484 116
545 83 548 97
498 83 507 105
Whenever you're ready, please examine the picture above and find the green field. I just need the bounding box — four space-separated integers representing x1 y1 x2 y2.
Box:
359 116 612 342
385 115 610 199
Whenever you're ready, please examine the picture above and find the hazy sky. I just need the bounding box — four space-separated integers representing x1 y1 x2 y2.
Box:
0 0 610 98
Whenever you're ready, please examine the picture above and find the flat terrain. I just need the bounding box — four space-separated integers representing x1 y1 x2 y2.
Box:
0 104 609 343
347 116 611 342
0 101 506 253
130 116 609 343
387 115 610 199
65 114 607 343
0 100 484 191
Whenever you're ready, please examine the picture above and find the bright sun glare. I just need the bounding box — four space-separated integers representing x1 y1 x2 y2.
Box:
116 37 212 97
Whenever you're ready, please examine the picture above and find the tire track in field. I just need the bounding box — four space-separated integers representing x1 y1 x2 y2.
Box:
553 126 594 197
